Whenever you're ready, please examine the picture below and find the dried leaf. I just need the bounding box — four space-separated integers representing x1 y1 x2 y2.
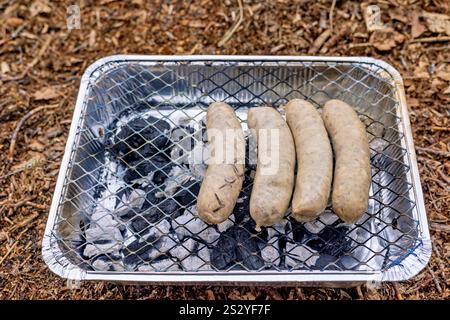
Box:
206 289 215 300
423 11 450 36
89 30 96 48
436 71 450 82
370 28 405 51
0 231 7 242
443 86 450 94
340 290 352 299
33 87 60 100
29 140 45 152
188 21 206 28
1 62 10 74
5 17 24 27
413 56 431 79
410 11 426 38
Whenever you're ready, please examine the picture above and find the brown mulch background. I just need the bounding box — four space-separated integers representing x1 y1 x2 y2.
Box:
0 0 449 300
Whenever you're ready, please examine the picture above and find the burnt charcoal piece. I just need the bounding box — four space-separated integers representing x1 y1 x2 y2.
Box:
232 188 251 224
107 116 171 160
93 182 106 200
123 154 173 184
210 230 238 269
314 254 341 270
159 198 181 217
91 254 123 271
170 125 196 166
141 185 162 210
171 126 195 147
234 225 265 270
130 199 181 234
305 226 351 257
210 223 265 270
115 185 134 208
200 119 207 143
173 180 200 207
290 219 309 243
122 235 158 266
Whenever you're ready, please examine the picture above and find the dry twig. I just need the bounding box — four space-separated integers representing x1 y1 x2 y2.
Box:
329 0 337 32
8 104 59 161
218 0 244 47
427 266 442 294
416 146 450 158
409 36 450 44
308 29 332 54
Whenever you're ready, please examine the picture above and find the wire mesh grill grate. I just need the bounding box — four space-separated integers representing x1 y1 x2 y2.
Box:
45 59 424 278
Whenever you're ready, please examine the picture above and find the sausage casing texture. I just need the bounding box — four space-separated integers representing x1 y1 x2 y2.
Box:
322 99 371 224
197 102 245 224
285 99 333 222
247 107 295 229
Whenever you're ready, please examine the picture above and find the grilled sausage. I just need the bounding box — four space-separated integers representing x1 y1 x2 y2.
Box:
197 102 245 224
247 107 295 230
285 99 333 222
322 99 371 224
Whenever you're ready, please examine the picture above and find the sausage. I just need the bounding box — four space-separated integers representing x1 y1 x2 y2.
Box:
197 102 245 224
247 107 295 230
322 99 371 224
285 99 333 222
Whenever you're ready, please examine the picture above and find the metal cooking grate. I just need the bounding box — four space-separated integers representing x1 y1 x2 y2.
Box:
43 58 429 282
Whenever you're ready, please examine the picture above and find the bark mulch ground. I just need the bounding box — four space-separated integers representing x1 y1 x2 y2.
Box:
0 0 448 300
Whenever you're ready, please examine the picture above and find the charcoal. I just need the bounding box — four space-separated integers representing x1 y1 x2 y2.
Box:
210 223 265 270
107 116 171 160
156 166 194 197
122 234 158 266
83 210 123 258
171 206 220 244
217 214 235 233
182 244 212 271
169 238 197 261
305 226 351 257
138 258 181 271
290 218 309 243
260 237 280 266
285 242 319 268
170 126 195 165
173 180 200 207
115 185 134 208
234 225 265 270
210 231 238 269
191 244 212 270
115 189 146 216
232 188 251 224
126 235 157 255
127 220 178 266
123 250 143 266
123 154 172 185
303 212 339 234
92 255 124 272
159 198 181 217
141 185 162 210
259 222 286 266
314 254 341 270
131 199 180 234
131 213 161 234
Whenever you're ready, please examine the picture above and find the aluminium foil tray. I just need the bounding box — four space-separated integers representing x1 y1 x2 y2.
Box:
42 55 431 286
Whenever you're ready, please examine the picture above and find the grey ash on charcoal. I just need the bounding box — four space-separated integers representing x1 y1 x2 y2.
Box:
81 110 354 272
